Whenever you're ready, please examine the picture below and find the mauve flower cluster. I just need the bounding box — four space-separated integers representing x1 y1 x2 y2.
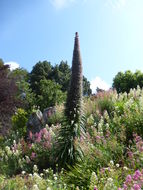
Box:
133 134 143 153
119 169 143 190
28 128 53 149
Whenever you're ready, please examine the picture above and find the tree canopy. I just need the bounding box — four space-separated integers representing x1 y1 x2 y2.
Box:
29 60 92 97
0 58 92 114
0 60 19 133
113 70 143 93
30 61 52 95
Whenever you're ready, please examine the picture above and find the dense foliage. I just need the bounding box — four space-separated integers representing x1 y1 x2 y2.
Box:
113 70 143 93
1 88 143 189
29 60 91 97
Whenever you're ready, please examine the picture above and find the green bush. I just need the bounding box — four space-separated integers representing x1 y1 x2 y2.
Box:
11 108 28 138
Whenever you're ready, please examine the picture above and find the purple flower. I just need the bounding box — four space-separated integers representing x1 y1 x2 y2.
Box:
125 175 132 184
127 151 134 158
123 184 128 190
31 152 36 159
133 184 141 190
42 128 48 135
133 170 142 181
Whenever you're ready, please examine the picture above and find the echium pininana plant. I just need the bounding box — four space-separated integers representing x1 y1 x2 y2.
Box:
56 32 85 168
65 32 83 123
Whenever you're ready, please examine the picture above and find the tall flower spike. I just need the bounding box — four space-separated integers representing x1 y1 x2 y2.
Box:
56 33 84 168
65 32 83 123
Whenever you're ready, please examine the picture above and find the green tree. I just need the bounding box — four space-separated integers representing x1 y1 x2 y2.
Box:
83 76 92 96
29 60 91 97
11 68 29 81
11 68 35 111
51 61 71 92
112 70 143 93
36 79 66 111
30 61 52 95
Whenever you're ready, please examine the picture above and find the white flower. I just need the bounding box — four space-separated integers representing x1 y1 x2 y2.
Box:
5 155 8 161
123 166 128 171
33 172 42 180
32 184 39 190
22 171 26 175
47 187 51 190
5 146 12 156
33 165 38 172
107 178 113 183
116 163 119 167
14 150 19 156
29 174 32 177
40 173 44 177
45 169 49 173
110 160 114 165
25 156 30 163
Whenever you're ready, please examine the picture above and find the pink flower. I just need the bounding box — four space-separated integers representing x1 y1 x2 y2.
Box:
96 135 101 143
127 151 134 159
94 187 98 190
135 135 142 143
28 143 32 149
125 175 132 184
29 131 33 140
123 184 128 190
31 152 36 159
100 168 105 174
43 141 51 149
36 136 41 143
133 170 142 181
35 132 42 143
133 184 141 190
42 128 48 135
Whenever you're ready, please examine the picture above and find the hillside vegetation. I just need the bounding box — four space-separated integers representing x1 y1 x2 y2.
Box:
1 34 143 189
0 88 143 189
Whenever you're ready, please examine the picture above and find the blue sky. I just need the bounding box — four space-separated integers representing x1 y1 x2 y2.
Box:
1 0 143 92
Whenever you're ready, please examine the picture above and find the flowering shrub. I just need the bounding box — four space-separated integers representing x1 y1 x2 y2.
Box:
27 127 57 170
1 87 143 189
0 125 60 175
0 168 67 190
119 169 143 190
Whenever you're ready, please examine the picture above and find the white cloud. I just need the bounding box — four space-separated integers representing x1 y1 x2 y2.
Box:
106 0 127 9
90 77 110 93
5 61 19 71
50 0 75 9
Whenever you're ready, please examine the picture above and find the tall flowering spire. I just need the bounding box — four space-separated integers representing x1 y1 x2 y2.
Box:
65 32 83 122
56 33 84 168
